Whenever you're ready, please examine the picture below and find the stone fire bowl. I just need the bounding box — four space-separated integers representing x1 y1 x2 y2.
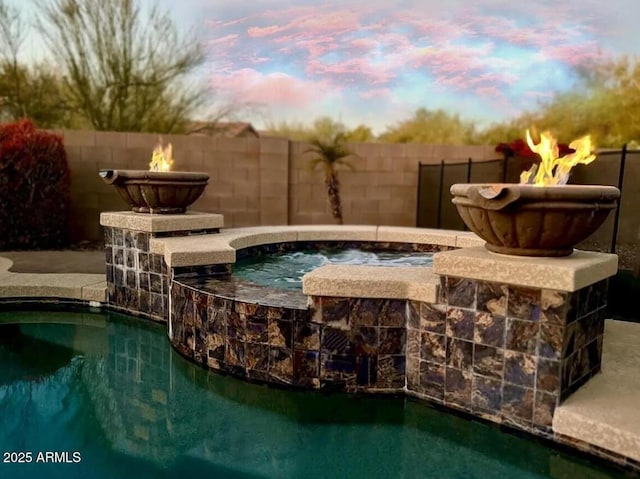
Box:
99 169 209 214
450 183 620 257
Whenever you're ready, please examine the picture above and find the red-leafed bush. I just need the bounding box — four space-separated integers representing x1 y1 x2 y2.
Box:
495 138 574 158
0 119 71 249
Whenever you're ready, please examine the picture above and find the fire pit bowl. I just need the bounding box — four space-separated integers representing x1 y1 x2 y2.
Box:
99 169 209 214
451 183 620 256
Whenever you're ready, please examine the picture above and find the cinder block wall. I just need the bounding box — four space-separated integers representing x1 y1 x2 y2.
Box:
59 129 496 242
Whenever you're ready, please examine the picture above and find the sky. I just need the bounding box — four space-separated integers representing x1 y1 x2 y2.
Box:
12 0 640 133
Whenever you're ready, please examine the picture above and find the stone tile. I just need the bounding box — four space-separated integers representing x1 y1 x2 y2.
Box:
355 354 377 387
377 355 405 389
540 289 569 325
246 320 269 344
446 307 475 340
445 367 472 410
245 303 269 321
321 353 357 385
539 322 563 360
421 332 446 364
321 297 350 328
225 338 245 368
473 344 503 379
406 357 420 392
472 375 502 412
536 358 560 394
207 334 225 362
504 351 536 388
502 384 534 423
379 328 406 355
407 301 421 329
139 272 150 291
349 298 381 326
506 318 539 354
446 338 473 370
294 350 319 380
507 286 541 321
150 273 163 294
419 361 445 400
269 347 293 383
445 277 476 308
322 327 350 354
407 329 421 357
350 327 378 354
563 320 585 357
269 318 293 348
420 303 446 334
379 299 406 327
294 322 321 350
476 281 507 315
227 310 246 341
474 312 505 348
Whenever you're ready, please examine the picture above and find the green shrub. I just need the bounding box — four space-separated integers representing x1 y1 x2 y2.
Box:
0 118 71 249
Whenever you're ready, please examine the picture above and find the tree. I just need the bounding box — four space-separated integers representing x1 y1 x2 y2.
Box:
306 133 354 224
344 124 374 143
0 1 74 127
378 107 477 144
36 0 208 133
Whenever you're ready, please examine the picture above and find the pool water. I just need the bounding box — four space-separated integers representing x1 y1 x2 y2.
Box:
0 310 626 478
233 248 434 290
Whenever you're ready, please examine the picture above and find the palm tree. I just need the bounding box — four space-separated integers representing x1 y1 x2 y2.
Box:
306 133 354 224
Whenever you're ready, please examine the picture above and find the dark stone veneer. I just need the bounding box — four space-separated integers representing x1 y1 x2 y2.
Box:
103 225 616 467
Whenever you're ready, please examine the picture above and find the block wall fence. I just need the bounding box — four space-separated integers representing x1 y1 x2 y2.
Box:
55 129 498 242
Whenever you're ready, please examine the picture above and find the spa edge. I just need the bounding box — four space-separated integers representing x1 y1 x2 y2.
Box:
100 211 618 444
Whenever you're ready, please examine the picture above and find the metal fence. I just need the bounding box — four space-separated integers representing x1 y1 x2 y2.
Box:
416 146 640 270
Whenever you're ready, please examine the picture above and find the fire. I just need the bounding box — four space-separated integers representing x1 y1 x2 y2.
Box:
520 130 596 186
149 141 174 172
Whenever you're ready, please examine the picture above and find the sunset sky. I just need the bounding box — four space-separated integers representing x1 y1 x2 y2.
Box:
15 0 640 133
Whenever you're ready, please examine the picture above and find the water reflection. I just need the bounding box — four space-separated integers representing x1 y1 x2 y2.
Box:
0 310 623 479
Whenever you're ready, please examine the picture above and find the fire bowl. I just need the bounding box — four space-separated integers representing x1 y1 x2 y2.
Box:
450 183 620 257
99 169 209 214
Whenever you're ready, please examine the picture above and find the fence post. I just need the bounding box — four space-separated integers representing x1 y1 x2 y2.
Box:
610 144 627 254
437 160 444 229
416 162 423 227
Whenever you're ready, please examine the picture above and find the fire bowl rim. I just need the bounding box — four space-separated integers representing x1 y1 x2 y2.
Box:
99 168 210 214
450 182 621 257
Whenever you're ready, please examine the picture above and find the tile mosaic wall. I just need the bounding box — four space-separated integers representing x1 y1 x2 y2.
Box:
171 280 413 393
406 276 609 436
105 226 610 439
104 226 225 322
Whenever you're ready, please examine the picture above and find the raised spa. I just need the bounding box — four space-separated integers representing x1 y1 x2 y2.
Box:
233 245 434 290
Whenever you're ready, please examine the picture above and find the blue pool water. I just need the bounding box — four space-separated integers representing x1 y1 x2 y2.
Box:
233 248 434 290
0 309 627 478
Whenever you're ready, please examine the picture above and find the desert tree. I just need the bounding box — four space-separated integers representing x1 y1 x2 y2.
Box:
0 1 73 126
36 0 208 133
306 133 354 224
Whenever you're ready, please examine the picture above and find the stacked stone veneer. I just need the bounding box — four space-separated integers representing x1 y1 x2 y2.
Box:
406 277 607 436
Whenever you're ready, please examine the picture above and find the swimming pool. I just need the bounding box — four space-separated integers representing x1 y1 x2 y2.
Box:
0 309 626 478
233 247 433 290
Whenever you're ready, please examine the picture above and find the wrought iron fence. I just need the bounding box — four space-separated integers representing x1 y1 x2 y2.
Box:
416 146 640 270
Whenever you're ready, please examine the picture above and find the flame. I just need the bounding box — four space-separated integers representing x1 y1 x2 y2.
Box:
520 130 596 186
149 141 174 172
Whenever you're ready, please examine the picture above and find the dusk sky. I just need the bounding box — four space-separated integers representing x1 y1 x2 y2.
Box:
15 0 640 133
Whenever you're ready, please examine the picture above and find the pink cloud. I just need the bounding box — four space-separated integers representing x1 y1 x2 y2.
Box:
211 69 332 108
247 25 287 37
